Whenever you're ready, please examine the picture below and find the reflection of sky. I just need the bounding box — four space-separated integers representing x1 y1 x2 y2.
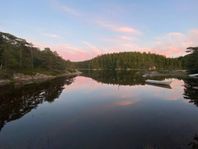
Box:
1 76 198 148
64 76 186 106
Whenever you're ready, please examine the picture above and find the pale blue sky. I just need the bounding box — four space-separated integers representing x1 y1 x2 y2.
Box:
0 0 198 61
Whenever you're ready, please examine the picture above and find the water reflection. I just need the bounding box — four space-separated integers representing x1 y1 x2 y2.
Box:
184 78 198 106
82 70 198 106
0 77 73 131
81 70 181 87
189 134 198 149
81 70 145 86
0 71 198 149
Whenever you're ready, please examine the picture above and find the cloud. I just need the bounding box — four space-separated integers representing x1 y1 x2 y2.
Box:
116 27 138 34
99 33 144 54
26 37 101 61
119 35 132 40
96 20 141 35
42 32 61 38
98 28 198 58
52 0 81 17
54 45 89 61
81 41 101 55
34 42 100 61
53 1 140 35
28 27 198 61
151 29 198 57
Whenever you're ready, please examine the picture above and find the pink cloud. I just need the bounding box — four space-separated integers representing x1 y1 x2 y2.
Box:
119 35 133 40
81 41 101 55
151 29 198 57
26 39 99 61
116 27 138 33
99 29 198 58
96 20 141 35
50 44 95 61
28 28 198 61
99 34 144 54
48 1 197 59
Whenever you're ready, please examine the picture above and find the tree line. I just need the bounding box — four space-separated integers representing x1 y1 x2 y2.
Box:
75 52 182 70
0 31 197 76
180 47 198 73
0 32 73 77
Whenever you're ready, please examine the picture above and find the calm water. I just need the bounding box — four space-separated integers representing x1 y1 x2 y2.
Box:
0 71 198 149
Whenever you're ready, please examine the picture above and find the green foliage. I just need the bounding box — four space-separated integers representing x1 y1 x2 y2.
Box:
75 52 182 70
184 47 198 73
0 32 72 75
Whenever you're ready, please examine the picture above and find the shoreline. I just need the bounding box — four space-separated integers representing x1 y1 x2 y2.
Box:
142 70 187 78
0 71 81 87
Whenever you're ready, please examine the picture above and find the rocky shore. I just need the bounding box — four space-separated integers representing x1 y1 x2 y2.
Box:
0 71 81 86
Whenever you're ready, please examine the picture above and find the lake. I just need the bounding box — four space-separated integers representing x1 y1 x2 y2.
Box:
0 70 198 149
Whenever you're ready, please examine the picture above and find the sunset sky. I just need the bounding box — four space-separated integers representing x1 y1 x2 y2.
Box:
0 0 198 61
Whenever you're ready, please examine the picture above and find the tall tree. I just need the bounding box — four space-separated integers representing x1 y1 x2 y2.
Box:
185 47 198 73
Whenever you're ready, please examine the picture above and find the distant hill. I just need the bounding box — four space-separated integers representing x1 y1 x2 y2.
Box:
0 32 73 78
74 52 183 70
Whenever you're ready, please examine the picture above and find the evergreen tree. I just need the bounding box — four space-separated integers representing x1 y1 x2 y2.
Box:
185 47 198 73
75 52 182 70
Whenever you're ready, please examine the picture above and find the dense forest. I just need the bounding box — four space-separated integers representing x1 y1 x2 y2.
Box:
75 52 182 70
0 32 73 78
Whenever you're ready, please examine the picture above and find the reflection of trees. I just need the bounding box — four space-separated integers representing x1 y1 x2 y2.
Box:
81 70 177 86
189 134 198 149
0 77 73 131
81 70 145 86
183 78 198 106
